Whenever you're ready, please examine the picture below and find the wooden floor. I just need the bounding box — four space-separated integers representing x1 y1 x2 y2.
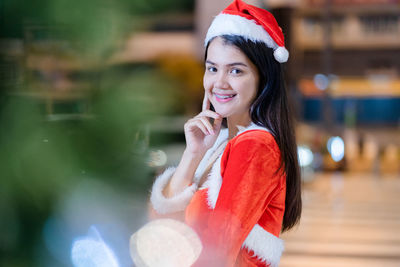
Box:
280 172 400 267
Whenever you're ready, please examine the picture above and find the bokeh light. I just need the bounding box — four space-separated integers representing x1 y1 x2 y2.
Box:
327 136 345 162
71 226 120 267
297 145 314 167
313 73 329 91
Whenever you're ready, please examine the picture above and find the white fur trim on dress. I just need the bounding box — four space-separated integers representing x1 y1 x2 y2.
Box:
204 13 289 63
194 128 229 184
150 167 198 214
201 123 270 209
200 123 283 266
200 154 223 209
242 224 284 267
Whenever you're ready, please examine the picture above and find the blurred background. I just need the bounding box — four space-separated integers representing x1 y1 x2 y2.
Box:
0 0 399 266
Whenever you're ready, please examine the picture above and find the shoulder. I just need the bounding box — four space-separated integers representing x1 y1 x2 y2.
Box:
233 123 277 145
220 128 283 176
231 129 279 152
222 128 281 166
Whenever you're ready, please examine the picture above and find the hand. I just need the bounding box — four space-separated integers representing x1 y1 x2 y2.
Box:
183 93 223 156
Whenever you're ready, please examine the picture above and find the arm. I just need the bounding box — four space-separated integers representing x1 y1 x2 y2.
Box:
150 93 223 215
150 149 204 215
194 133 283 266
164 149 204 197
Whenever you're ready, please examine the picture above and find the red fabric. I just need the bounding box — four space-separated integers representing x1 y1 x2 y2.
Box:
221 0 285 47
185 130 286 267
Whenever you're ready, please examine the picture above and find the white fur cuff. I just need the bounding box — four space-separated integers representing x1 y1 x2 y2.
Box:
150 167 197 214
242 224 284 267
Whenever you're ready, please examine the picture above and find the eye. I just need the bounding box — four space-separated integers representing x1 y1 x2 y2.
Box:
230 68 242 75
207 66 217 73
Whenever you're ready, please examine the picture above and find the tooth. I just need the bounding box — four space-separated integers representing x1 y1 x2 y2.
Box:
215 94 235 99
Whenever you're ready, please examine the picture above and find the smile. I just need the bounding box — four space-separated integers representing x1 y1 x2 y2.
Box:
214 93 237 103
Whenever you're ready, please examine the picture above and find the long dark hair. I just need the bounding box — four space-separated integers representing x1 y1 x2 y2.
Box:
205 35 302 233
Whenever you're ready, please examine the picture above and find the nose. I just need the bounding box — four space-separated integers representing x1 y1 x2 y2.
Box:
214 71 229 89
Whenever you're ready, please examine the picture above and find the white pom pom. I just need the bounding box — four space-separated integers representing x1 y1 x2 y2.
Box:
274 47 289 63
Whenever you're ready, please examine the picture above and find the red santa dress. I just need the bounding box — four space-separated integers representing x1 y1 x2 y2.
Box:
150 123 286 267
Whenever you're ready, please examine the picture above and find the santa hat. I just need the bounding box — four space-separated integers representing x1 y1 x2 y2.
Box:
204 0 289 63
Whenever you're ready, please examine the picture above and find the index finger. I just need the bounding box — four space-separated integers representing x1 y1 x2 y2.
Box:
202 93 210 111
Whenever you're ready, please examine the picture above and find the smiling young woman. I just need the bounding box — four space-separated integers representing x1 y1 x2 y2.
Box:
204 36 259 139
149 0 302 266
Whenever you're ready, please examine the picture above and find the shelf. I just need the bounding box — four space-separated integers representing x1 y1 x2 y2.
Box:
109 32 196 64
299 77 400 97
11 89 91 101
292 10 400 50
296 4 400 15
296 38 400 50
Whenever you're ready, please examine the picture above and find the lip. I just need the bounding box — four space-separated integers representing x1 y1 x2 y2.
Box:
214 92 236 103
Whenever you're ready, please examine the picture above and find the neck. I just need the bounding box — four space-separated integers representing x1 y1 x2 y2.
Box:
227 112 252 140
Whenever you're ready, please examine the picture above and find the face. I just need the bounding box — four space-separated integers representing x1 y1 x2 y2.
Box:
203 37 259 119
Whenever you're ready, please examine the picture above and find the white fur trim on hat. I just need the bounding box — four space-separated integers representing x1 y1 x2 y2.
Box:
204 13 289 63
150 167 197 214
242 224 285 267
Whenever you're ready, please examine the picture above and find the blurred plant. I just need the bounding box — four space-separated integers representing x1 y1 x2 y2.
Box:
0 0 192 266
0 66 181 266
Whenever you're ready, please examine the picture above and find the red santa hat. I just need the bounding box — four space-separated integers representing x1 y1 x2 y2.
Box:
204 0 289 63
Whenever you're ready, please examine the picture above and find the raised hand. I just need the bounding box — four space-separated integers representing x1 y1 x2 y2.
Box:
183 93 223 156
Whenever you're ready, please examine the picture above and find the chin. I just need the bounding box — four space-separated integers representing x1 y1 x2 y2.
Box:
212 107 230 118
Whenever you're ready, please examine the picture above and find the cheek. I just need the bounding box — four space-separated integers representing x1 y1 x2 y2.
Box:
203 74 212 91
243 77 259 100
235 79 256 99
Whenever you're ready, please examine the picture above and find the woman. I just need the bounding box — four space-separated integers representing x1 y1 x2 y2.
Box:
150 0 302 266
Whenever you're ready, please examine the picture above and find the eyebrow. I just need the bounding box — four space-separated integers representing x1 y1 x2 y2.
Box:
205 60 248 67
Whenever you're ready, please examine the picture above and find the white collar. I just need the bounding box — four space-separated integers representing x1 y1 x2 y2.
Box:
235 122 270 137
214 122 270 147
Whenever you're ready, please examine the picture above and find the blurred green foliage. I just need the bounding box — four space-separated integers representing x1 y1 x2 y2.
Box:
0 67 182 265
0 0 195 38
0 0 194 265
